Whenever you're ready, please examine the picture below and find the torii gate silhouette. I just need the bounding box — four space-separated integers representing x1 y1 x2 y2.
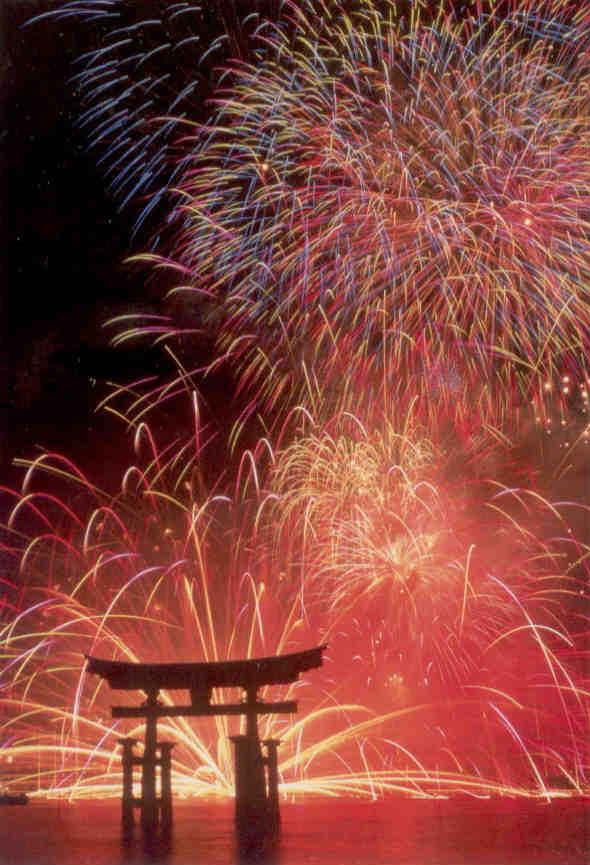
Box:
85 645 326 837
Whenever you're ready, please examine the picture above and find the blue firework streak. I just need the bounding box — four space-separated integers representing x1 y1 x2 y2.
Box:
28 0 288 239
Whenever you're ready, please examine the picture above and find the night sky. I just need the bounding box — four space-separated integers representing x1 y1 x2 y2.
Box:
1 0 281 500
2 2 145 484
1 0 234 505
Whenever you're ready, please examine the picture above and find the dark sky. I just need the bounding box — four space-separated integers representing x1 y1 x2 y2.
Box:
0 0 281 492
0 0 236 497
1 1 148 485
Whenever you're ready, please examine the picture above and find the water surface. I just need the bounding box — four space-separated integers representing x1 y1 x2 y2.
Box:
0 798 588 865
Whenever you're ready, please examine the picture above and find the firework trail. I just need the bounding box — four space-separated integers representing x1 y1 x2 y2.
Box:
116 0 590 420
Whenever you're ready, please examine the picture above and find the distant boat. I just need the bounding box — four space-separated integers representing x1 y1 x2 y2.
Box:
0 793 29 805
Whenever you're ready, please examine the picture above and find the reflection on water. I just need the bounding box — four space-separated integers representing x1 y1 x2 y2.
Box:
0 798 587 865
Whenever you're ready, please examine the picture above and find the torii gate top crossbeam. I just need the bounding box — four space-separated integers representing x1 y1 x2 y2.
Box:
85 645 326 693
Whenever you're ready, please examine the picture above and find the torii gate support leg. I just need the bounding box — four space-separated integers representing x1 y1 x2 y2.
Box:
117 737 137 834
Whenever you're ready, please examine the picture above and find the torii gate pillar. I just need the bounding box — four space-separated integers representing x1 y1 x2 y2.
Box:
229 731 282 835
230 734 267 828
159 741 175 835
263 738 281 831
141 691 159 832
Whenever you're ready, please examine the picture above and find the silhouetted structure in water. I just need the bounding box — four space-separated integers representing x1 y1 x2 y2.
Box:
86 646 326 839
0 793 28 805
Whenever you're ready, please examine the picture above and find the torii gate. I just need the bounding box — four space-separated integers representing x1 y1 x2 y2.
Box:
85 646 326 836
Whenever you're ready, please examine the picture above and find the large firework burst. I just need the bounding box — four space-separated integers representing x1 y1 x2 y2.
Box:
134 0 590 416
1 393 588 799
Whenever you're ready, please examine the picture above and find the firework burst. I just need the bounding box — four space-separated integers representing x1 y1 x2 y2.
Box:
266 404 589 694
128 0 590 418
1 393 588 799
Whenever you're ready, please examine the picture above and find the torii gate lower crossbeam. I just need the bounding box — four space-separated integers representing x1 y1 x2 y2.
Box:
85 646 325 836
